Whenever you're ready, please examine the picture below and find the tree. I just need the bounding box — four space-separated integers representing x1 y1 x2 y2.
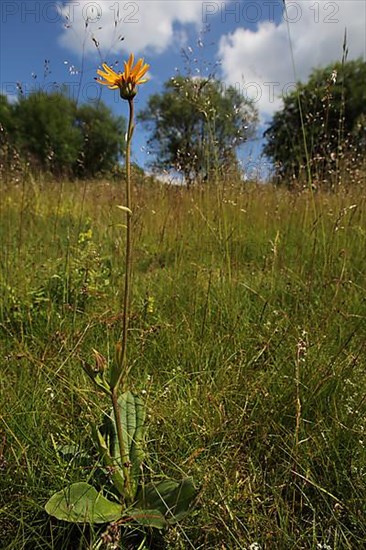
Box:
263 59 366 187
0 95 18 175
14 91 82 175
0 95 15 134
75 103 125 177
0 91 126 178
138 76 258 186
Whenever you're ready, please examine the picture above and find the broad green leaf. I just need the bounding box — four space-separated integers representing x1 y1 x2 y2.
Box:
99 392 146 499
45 482 123 524
99 413 120 463
136 478 196 524
116 392 146 496
128 508 167 529
57 444 80 457
109 349 123 390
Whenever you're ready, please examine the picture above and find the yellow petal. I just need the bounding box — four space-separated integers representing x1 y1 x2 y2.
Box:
131 58 143 76
102 63 118 77
98 77 116 86
135 65 149 81
127 53 134 71
97 73 118 84
97 69 112 78
123 60 130 79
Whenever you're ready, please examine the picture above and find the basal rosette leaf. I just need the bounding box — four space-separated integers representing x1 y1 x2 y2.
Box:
45 482 123 524
115 391 146 496
136 478 196 524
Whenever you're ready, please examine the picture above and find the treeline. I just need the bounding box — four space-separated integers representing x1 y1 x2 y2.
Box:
1 59 365 187
0 75 259 185
0 91 125 178
143 61 365 188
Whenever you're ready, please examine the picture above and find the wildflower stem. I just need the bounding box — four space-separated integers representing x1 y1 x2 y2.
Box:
111 97 135 505
118 97 134 391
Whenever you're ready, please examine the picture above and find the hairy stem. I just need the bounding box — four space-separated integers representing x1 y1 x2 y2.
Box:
118 97 134 391
112 97 135 504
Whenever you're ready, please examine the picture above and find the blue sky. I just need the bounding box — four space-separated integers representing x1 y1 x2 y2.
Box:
1 1 365 176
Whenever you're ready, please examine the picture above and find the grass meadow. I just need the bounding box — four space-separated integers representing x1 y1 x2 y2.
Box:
1 176 366 549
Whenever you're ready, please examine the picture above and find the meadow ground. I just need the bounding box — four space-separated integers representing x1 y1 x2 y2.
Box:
0 177 365 549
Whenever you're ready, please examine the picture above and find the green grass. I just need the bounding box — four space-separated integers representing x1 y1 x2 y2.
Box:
1 177 365 549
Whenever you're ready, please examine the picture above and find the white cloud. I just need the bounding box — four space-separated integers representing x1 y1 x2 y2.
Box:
218 0 366 122
58 0 227 56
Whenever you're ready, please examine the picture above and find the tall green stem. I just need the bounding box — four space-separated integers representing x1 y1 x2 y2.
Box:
111 97 135 505
117 97 134 390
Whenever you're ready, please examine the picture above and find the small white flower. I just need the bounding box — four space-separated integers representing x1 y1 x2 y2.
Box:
45 387 55 399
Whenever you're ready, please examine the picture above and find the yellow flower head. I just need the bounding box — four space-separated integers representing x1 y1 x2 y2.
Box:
96 53 149 100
